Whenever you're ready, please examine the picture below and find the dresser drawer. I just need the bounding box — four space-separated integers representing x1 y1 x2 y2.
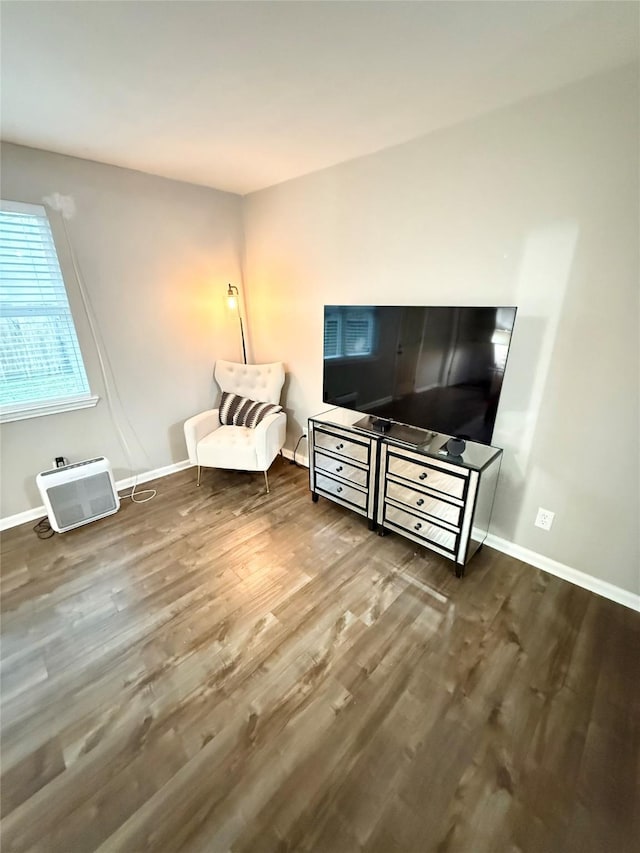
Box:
384 504 457 553
387 454 465 499
315 472 367 510
385 480 461 527
314 451 368 488
314 429 369 465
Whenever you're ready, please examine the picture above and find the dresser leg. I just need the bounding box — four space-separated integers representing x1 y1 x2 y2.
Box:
455 565 464 578
368 519 376 531
377 525 387 537
311 492 319 503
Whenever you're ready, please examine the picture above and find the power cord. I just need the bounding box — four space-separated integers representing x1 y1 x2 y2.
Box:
119 482 157 503
33 517 54 539
290 434 307 468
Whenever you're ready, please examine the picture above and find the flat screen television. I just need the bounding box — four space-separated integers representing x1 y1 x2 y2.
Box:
323 305 517 445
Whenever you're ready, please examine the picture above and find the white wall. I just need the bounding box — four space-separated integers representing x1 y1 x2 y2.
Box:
0 144 244 517
243 65 640 595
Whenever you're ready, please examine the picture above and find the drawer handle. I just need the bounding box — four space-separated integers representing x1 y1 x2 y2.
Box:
416 498 424 506
336 486 343 493
336 465 343 472
419 472 428 481
414 522 422 531
336 443 344 450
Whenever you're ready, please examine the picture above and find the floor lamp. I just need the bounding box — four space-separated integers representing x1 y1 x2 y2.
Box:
226 283 247 364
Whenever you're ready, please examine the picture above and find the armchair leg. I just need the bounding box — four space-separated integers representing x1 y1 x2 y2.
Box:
264 470 270 494
197 465 201 486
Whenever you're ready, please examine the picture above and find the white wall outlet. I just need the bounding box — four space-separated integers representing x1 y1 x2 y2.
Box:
535 507 555 531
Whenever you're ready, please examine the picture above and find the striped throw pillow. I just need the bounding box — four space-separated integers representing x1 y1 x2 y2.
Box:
219 392 283 428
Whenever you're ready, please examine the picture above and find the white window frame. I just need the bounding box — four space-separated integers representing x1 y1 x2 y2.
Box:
0 199 98 423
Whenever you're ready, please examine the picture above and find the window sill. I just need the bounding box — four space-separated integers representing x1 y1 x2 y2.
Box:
0 395 100 424
324 355 378 365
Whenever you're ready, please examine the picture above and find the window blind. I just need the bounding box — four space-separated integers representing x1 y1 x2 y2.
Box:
344 310 373 356
0 201 91 412
324 311 341 358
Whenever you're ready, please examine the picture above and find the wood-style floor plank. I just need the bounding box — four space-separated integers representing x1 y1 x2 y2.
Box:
1 458 638 852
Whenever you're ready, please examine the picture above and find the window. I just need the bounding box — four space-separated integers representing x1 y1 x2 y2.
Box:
0 200 97 422
324 307 375 359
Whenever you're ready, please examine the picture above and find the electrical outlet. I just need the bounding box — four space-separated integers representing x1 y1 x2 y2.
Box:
535 507 555 531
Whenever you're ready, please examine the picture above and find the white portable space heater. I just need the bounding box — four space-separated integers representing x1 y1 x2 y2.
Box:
36 457 120 532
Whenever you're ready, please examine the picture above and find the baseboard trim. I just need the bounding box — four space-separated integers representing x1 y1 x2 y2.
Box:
115 459 192 492
485 534 640 612
0 459 193 532
281 447 309 468
0 505 47 532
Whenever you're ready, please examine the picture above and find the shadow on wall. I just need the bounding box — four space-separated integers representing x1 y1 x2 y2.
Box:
172 364 221 465
491 218 579 538
21 473 43 511
168 420 190 464
280 370 310 452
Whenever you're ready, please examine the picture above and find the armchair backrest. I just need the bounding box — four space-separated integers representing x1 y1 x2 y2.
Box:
214 360 285 405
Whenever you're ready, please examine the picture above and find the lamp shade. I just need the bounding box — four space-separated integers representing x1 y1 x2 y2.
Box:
226 283 238 310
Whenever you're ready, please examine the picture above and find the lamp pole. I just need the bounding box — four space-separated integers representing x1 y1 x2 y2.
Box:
237 312 247 364
226 283 247 364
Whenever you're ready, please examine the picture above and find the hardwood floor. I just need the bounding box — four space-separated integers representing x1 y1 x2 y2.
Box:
1 457 638 852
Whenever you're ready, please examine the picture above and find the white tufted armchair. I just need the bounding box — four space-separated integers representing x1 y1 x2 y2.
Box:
184 360 286 494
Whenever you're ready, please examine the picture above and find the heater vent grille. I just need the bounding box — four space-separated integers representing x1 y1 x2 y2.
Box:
48 473 116 529
36 458 120 532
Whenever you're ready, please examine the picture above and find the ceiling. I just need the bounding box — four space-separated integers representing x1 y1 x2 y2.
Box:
1 1 638 195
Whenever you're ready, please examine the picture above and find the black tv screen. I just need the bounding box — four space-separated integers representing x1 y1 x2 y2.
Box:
323 305 517 445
